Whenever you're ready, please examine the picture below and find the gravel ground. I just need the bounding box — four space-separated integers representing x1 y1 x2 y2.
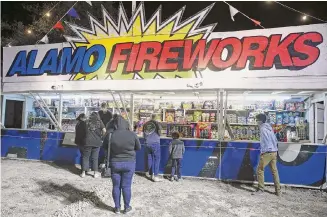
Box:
1 158 326 217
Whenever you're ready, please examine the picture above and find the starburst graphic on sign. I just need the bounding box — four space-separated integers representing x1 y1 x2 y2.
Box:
64 2 217 80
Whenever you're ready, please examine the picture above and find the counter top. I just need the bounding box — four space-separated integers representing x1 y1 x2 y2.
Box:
1 128 325 146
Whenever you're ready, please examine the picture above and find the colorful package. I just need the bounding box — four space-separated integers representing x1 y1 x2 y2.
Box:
282 112 289 124
276 113 283 125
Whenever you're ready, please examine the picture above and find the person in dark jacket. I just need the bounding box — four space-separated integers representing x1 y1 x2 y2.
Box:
143 114 162 182
169 132 185 182
75 114 87 171
106 115 141 214
81 112 106 178
100 114 119 169
98 102 113 127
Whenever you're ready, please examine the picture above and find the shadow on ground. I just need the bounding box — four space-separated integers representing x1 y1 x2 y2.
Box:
36 180 113 211
42 161 81 175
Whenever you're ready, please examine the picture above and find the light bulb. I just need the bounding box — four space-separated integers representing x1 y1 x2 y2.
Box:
27 30 32 34
46 12 51 17
302 15 307 21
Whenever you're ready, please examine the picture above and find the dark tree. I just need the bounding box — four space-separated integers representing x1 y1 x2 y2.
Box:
1 1 119 47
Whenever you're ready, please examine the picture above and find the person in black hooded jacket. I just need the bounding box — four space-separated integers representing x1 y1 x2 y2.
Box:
104 115 141 214
75 113 87 171
81 112 106 178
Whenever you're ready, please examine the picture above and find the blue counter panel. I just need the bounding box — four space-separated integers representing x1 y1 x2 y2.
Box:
1 129 326 188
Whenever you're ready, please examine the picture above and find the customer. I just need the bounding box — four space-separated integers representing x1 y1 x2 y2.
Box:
101 114 119 169
81 112 106 178
253 113 281 196
98 102 113 126
107 115 141 214
143 114 162 182
169 132 185 182
74 113 87 171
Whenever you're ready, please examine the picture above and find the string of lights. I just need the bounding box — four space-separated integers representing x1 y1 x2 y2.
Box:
36 1 79 44
274 1 327 23
7 1 61 46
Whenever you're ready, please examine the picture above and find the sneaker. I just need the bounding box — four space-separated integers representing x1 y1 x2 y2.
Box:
93 172 100 178
145 172 151 179
100 164 106 169
114 208 120 214
80 171 86 178
176 177 182 182
170 177 174 182
152 176 161 182
123 206 132 214
251 189 264 195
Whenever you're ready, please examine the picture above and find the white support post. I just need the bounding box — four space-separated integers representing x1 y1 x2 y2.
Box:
216 90 220 139
58 93 63 129
223 91 228 139
130 94 134 129
219 89 224 140
118 92 132 130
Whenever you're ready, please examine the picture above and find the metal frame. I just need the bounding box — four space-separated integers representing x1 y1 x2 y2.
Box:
29 93 61 131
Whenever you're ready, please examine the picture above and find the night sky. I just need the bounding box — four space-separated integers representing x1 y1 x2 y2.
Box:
2 1 327 37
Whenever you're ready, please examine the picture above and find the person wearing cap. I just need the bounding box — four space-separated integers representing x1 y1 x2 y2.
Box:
98 102 113 127
253 113 281 196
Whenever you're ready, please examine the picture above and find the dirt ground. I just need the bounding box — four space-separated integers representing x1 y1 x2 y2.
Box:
1 159 326 217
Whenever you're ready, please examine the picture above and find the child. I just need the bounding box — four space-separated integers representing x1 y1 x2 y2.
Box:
169 132 185 181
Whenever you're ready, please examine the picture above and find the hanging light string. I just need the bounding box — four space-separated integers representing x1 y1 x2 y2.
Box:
6 1 61 46
223 1 265 29
36 1 79 44
274 1 327 23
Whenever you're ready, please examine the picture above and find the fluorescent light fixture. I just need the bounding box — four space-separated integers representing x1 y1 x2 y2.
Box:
271 91 285 95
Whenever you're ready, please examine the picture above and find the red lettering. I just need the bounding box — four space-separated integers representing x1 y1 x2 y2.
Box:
134 42 162 71
109 43 133 71
264 33 300 68
236 36 269 69
212 38 242 69
183 39 220 70
293 32 322 67
126 44 140 72
157 40 184 70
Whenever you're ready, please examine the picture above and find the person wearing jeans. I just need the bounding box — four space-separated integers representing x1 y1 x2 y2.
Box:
81 112 106 178
107 115 141 214
169 132 185 181
143 114 162 182
253 114 281 196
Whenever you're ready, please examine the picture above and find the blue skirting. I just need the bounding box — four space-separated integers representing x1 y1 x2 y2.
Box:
1 129 326 188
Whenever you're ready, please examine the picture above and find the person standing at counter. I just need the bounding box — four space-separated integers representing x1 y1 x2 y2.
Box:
81 112 106 178
98 102 113 127
75 114 87 171
253 114 281 196
108 115 141 214
143 114 162 182
98 103 113 168
169 132 185 182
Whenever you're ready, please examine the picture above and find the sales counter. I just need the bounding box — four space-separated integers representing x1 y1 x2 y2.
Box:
1 128 326 189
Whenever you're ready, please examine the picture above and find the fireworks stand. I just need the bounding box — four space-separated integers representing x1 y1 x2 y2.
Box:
1 17 327 189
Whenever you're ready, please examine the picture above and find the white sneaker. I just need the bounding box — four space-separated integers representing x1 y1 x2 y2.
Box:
100 164 106 169
145 172 151 178
93 172 100 178
152 176 161 182
80 171 86 178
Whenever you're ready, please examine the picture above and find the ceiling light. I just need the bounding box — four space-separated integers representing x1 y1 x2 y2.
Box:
302 15 307 21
